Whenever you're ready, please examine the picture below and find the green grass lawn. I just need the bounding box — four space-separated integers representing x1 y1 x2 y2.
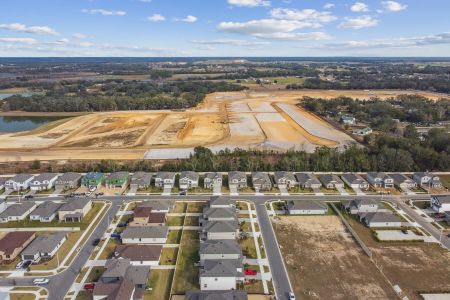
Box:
85 266 105 283
239 237 257 259
440 175 450 189
98 238 120 260
160 248 178 265
166 216 185 226
186 202 207 213
172 202 187 213
171 230 200 294
166 230 182 244
184 216 199 226
144 269 174 300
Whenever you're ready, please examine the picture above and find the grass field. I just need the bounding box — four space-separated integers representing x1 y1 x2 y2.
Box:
160 248 178 265
171 230 200 294
167 230 182 244
145 269 174 300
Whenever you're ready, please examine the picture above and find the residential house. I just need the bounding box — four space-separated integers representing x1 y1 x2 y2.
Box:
445 212 450 226
200 259 244 291
114 245 162 266
29 202 62 222
431 195 450 213
389 174 418 190
0 199 6 215
105 172 129 189
137 200 173 213
204 172 222 189
344 199 379 214
295 173 322 189
21 232 67 262
55 172 82 191
129 172 152 190
81 172 105 190
154 172 176 188
0 177 6 190
93 278 135 300
341 173 370 190
341 115 356 125
202 221 239 240
413 172 442 188
129 207 166 227
121 226 169 244
0 202 37 223
58 198 92 222
0 232 35 262
4 174 34 191
199 240 242 262
353 127 373 136
251 172 272 191
358 212 402 228
179 171 199 190
186 290 248 300
273 171 298 190
209 196 235 209
287 200 328 215
228 171 247 189
367 172 394 188
319 174 344 189
29 173 59 191
201 207 237 224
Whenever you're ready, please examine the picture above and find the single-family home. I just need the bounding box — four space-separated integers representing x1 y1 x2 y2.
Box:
202 221 239 240
29 173 59 191
199 240 242 262
179 171 199 190
273 171 298 190
29 201 62 222
209 196 235 209
431 195 450 213
121 226 169 244
0 177 6 191
367 172 394 188
201 207 237 223
137 200 173 213
200 259 244 291
389 174 418 190
4 174 34 191
186 290 248 300
344 199 379 214
358 212 402 228
81 172 105 190
21 232 67 262
341 115 356 125
55 172 82 191
154 172 176 188
251 172 272 191
0 202 37 223
0 199 6 214
353 127 373 136
341 173 370 190
413 172 442 188
204 172 222 189
445 212 450 226
295 173 322 189
319 174 344 189
114 245 162 266
93 278 135 300
58 198 92 222
287 200 328 215
129 206 166 227
0 232 35 262
129 172 152 190
105 172 129 189
228 171 247 189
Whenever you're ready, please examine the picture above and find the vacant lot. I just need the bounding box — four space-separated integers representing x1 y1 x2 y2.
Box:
273 215 397 299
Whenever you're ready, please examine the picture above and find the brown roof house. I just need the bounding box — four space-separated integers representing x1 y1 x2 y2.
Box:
0 231 36 262
129 207 166 227
114 244 163 266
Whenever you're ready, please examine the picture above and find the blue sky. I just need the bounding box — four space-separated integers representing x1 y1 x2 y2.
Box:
0 0 449 56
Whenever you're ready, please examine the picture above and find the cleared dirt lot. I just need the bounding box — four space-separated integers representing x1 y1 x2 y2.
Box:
273 215 398 300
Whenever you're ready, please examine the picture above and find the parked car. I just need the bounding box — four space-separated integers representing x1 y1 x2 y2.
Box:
179 190 187 196
401 229 409 234
288 292 296 300
111 233 121 238
33 278 49 285
244 268 257 275
117 223 127 228
16 260 31 269
85 192 92 196
84 283 95 290
92 238 100 246
24 195 34 199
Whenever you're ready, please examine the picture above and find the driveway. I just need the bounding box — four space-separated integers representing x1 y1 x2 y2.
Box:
402 187 416 195
229 185 238 195
336 186 349 195
312 187 323 195
162 186 172 195
51 186 64 196
213 184 222 195
353 187 365 195
0 189 13 199
278 186 289 196
127 186 137 196
25 189 37 196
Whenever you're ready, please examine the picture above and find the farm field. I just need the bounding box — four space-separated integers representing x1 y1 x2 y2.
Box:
0 89 446 161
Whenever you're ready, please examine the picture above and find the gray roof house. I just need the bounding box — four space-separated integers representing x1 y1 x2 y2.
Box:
204 172 222 189
389 174 417 190
358 212 402 228
29 173 59 191
22 232 67 261
251 172 272 192
202 221 239 240
319 174 344 189
186 290 248 300
199 240 242 262
273 172 297 189
341 173 369 190
100 258 150 291
295 173 322 189
209 196 235 209
179 171 199 190
154 172 176 188
413 172 441 188
367 172 394 188
29 202 62 222
121 226 169 244
4 174 34 191
0 177 6 190
287 200 328 215
55 172 82 190
431 195 450 213
344 199 379 214
228 171 247 189
200 259 244 291
0 202 37 223
137 200 174 213
58 198 92 222
130 172 152 189
202 207 237 223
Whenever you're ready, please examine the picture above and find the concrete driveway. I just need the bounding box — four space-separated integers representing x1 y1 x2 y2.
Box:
336 186 349 195
402 187 416 195
162 186 172 195
278 186 289 196
312 187 324 195
213 184 222 195
353 187 365 195
51 186 64 196
0 189 13 199
229 185 238 195
127 186 137 196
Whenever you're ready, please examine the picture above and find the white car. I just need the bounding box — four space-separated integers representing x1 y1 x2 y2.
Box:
288 292 296 300
33 278 49 285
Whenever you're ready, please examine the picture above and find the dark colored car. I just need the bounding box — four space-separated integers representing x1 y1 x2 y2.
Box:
92 238 100 246
401 229 409 234
111 233 121 239
179 190 187 196
24 195 34 199
117 223 127 228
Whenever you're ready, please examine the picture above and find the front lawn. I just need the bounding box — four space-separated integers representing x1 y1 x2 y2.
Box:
171 230 200 294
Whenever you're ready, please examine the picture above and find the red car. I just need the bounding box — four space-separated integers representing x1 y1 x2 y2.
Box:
244 269 257 275
84 283 95 290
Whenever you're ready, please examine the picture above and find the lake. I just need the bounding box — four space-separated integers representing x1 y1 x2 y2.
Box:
0 116 68 133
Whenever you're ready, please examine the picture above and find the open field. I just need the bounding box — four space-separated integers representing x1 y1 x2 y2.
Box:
273 215 398 299
0 89 447 161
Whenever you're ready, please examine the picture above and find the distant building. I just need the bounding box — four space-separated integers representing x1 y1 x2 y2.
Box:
273 171 298 190
0 202 37 223
204 172 222 189
287 200 328 215
105 172 129 189
389 174 417 190
129 172 152 190
81 172 104 190
367 172 394 188
4 174 34 191
55 172 82 191
341 115 356 125
341 173 369 190
30 173 59 191
179 171 199 190
413 172 442 188
344 199 379 214
431 195 450 213
295 173 322 189
353 127 372 136
319 174 344 189
0 231 35 262
154 172 176 188
228 171 247 189
251 172 272 191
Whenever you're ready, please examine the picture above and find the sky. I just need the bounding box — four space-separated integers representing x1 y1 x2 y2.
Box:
0 0 449 57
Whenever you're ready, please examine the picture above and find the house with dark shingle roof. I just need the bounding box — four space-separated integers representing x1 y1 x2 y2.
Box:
22 232 67 261
413 172 441 188
251 172 272 191
199 240 242 262
202 220 239 240
367 172 394 188
389 173 417 190
29 201 62 222
55 172 82 191
204 172 222 189
179 171 199 190
4 174 34 191
130 172 152 190
201 207 237 223
0 231 35 261
295 173 321 189
154 172 176 188
30 173 59 191
319 174 344 189
287 200 328 215
100 258 150 291
344 199 379 214
341 173 369 190
121 226 169 244
105 172 129 189
58 198 92 222
209 196 235 209
0 202 37 223
274 171 298 190
358 211 402 227
185 290 248 300
228 171 247 189
200 259 244 291
114 245 162 266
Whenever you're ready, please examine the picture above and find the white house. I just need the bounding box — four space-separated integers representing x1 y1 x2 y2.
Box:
431 195 450 213
21 232 67 262
341 173 369 190
204 173 222 189
29 202 62 222
202 221 239 240
154 172 176 188
121 226 168 244
344 199 379 214
413 172 442 188
0 203 37 223
179 171 199 190
4 174 34 191
367 172 394 188
200 259 243 291
359 212 402 228
286 200 328 215
30 173 59 191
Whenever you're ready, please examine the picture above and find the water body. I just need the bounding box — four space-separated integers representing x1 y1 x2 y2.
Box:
0 92 35 100
0 116 67 133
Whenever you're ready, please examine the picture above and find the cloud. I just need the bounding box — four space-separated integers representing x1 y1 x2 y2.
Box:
382 1 407 12
147 14 166 22
72 33 87 39
0 23 58 36
82 9 126 16
227 0 271 7
190 39 270 46
350 2 369 12
0 37 37 44
324 3 335 9
180 15 198 23
339 15 378 29
270 8 337 23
